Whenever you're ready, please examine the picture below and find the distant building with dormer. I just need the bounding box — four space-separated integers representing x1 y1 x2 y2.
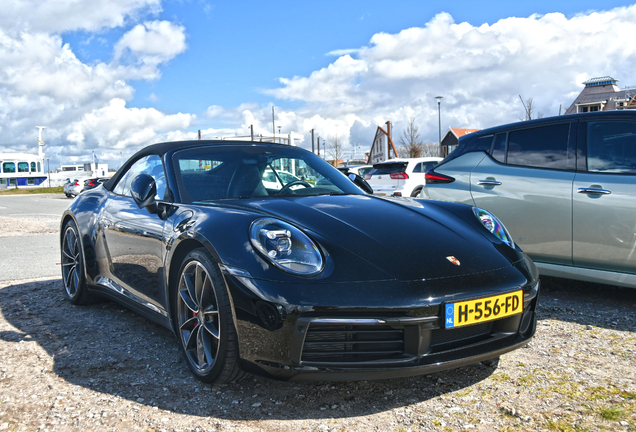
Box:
441 128 481 157
565 76 636 115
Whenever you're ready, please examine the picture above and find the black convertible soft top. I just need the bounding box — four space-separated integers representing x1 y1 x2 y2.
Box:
103 140 297 191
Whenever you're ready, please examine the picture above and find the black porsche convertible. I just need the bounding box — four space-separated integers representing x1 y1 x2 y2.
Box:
60 140 539 383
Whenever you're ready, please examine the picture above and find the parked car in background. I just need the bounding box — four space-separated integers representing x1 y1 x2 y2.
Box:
422 111 636 289
82 177 109 192
337 165 373 178
63 178 81 198
60 140 538 384
365 157 442 197
261 169 301 190
63 178 72 195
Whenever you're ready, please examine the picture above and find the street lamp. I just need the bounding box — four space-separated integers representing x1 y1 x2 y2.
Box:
435 96 443 156
435 96 443 157
277 126 281 143
47 158 50 188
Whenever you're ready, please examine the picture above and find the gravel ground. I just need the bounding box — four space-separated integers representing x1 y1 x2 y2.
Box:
0 216 58 237
0 276 634 432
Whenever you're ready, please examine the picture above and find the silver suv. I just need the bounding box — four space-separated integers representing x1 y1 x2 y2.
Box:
422 111 636 288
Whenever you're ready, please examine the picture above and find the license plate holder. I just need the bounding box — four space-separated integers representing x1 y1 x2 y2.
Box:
444 290 523 329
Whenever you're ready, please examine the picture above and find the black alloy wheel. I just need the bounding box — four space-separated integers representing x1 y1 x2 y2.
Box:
61 221 94 304
411 186 423 198
175 248 243 383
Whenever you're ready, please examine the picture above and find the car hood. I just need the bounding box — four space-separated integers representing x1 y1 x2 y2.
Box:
227 194 516 282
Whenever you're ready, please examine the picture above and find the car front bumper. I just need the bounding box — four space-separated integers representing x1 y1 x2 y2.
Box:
223 258 540 381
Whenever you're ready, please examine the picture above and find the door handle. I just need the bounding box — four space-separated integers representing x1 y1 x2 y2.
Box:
477 180 502 186
577 187 611 195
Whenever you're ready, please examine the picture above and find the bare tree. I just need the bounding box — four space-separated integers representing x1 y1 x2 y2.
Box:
420 142 440 157
399 118 424 158
520 97 544 121
326 134 345 166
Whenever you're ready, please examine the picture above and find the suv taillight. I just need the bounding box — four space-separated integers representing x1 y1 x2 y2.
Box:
425 172 455 184
390 172 409 180
364 174 372 180
74 181 80 186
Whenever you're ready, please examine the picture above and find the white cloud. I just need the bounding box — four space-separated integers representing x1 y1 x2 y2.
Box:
114 21 187 67
327 48 361 57
0 0 161 34
66 98 194 149
265 5 636 153
0 7 187 168
4 3 636 170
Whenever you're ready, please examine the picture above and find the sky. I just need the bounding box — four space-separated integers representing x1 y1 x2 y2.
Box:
2 0 636 169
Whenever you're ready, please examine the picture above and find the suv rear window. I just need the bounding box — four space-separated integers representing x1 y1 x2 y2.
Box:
369 162 408 175
440 134 492 165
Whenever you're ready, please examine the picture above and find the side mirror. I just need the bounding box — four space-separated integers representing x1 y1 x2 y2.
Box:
131 173 158 214
348 173 373 194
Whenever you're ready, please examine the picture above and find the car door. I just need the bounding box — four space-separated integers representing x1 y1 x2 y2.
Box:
469 123 576 265
573 119 636 274
100 155 169 312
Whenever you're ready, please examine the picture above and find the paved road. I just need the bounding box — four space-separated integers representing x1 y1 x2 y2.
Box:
0 194 73 281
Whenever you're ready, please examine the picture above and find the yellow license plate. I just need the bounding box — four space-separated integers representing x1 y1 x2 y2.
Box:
444 291 523 328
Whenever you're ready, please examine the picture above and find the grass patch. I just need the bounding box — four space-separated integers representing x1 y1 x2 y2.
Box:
490 373 511 382
546 419 590 431
454 389 472 398
0 186 64 195
599 405 625 421
518 369 541 386
586 385 635 402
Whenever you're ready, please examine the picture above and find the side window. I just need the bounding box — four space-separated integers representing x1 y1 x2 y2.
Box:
112 155 166 199
3 162 15 173
423 161 438 172
506 124 570 169
491 133 507 163
18 162 29 173
30 162 36 172
411 163 423 173
587 121 636 174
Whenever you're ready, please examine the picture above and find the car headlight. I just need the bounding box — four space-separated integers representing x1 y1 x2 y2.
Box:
472 207 515 248
249 218 324 276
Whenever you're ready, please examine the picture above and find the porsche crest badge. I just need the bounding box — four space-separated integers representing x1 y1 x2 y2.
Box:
446 256 460 266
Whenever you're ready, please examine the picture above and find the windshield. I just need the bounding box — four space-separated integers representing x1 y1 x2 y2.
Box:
173 144 362 202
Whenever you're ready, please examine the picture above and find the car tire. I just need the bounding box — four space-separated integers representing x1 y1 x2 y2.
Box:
410 186 423 198
173 248 244 383
61 220 95 305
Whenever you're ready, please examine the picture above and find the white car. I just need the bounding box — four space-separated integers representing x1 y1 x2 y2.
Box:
337 165 373 178
63 178 82 198
262 169 301 190
365 157 442 197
